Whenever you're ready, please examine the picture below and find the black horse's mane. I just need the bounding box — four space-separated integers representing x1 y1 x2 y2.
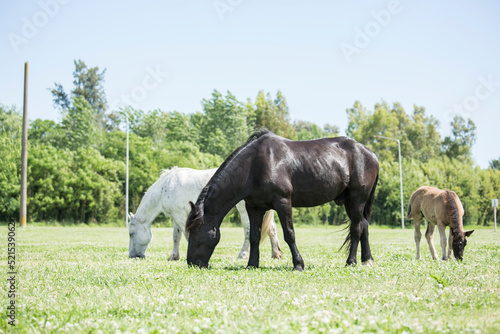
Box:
445 189 461 234
186 129 272 231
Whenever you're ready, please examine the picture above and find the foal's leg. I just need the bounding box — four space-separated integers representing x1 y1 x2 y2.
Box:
236 202 250 259
169 220 182 261
425 223 438 260
447 229 453 260
245 205 266 269
437 222 448 260
413 214 423 260
274 198 304 271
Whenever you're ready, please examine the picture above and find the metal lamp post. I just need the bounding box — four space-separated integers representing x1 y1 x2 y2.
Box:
125 116 129 227
375 135 405 229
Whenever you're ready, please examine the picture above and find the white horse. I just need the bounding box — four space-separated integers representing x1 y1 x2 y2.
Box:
128 167 283 260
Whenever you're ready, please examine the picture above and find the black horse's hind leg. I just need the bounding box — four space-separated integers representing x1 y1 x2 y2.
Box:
344 197 363 266
245 205 266 269
359 217 373 264
346 220 361 266
274 197 304 271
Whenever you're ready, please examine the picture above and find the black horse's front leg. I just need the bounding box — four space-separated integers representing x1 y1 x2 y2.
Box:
274 198 304 271
245 205 266 269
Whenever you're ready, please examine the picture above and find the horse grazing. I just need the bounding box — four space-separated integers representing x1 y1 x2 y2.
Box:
407 186 474 261
128 167 282 260
186 130 379 270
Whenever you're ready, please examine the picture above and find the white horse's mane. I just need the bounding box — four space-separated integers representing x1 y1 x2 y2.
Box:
159 166 178 178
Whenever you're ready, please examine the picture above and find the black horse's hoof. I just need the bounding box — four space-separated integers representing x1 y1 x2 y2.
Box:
361 259 375 267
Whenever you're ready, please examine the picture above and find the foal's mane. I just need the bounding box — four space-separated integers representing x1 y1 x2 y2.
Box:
186 129 272 231
444 189 461 234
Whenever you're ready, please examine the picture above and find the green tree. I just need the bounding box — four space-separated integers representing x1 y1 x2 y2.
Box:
346 101 441 162
28 119 63 146
0 133 21 221
254 90 296 138
199 90 251 157
294 120 339 140
442 115 477 158
60 97 98 151
489 158 500 170
0 104 22 140
50 59 107 128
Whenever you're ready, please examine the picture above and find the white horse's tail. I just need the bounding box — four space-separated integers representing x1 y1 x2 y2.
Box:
260 210 274 244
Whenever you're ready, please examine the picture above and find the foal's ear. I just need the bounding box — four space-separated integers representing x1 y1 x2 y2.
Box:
189 201 196 212
464 230 474 237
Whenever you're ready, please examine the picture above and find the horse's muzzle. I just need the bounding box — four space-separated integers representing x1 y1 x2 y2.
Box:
187 259 208 268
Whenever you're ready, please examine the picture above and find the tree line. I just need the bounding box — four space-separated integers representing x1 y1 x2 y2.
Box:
1 60 499 226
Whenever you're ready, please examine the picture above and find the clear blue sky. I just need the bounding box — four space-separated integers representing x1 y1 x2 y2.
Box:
1 0 499 167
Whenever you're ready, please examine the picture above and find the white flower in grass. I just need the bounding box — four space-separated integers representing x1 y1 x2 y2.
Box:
368 315 378 326
137 328 147 334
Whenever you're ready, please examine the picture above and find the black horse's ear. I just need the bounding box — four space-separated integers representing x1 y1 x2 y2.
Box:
465 230 474 237
189 201 196 212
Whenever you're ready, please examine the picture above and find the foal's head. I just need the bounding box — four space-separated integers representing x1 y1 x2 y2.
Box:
186 201 220 268
451 229 474 261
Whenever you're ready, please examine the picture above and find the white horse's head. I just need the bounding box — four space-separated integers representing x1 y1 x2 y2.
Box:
128 212 152 259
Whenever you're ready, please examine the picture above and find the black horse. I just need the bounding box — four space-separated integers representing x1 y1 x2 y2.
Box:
186 130 379 270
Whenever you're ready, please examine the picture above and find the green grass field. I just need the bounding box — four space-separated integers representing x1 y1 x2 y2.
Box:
2 225 499 333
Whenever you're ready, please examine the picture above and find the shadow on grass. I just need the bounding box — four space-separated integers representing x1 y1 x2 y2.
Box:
222 264 320 272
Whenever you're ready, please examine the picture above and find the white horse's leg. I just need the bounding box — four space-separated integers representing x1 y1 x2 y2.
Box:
425 222 438 260
448 229 453 259
438 222 448 260
236 202 250 259
168 220 182 261
413 214 422 260
266 212 283 259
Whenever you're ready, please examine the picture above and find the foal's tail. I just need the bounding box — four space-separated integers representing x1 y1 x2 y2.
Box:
259 210 274 243
340 171 379 252
406 202 412 219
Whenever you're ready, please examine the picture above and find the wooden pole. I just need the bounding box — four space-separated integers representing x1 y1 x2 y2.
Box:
20 62 28 227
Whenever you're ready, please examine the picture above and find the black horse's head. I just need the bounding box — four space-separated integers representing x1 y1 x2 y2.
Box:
186 201 220 268
451 229 474 261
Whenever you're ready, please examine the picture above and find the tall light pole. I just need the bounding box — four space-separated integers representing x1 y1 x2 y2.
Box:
125 117 129 227
375 135 404 229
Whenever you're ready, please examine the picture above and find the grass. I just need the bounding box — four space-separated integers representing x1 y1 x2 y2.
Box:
1 225 499 333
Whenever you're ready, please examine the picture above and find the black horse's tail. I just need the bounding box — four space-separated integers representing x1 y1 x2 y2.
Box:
340 171 379 252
